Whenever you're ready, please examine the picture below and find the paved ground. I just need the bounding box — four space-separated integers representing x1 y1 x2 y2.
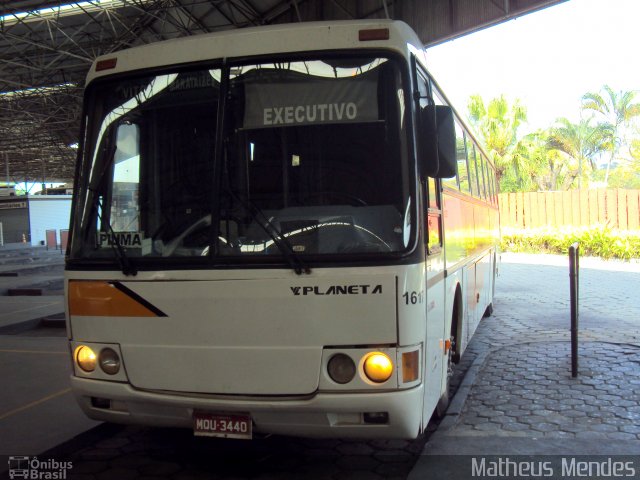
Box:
0 296 64 329
455 342 640 440
0 243 64 297
0 245 98 472
0 334 99 457
1 252 639 480
411 253 640 478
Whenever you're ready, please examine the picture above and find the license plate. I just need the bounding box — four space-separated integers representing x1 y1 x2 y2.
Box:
193 411 252 439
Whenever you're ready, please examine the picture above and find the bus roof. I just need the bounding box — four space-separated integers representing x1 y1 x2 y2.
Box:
86 20 424 85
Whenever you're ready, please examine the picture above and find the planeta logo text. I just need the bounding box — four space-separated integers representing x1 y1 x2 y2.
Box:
290 285 382 296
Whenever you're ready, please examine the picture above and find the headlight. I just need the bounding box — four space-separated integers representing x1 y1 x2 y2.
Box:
75 345 97 372
327 353 356 384
99 348 121 375
363 352 393 383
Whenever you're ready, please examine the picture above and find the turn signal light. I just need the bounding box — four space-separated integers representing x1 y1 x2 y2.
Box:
363 352 393 383
402 350 419 383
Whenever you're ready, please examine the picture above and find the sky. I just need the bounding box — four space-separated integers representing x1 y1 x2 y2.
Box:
425 0 640 132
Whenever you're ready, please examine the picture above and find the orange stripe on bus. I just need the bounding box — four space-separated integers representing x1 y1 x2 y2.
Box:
68 281 159 317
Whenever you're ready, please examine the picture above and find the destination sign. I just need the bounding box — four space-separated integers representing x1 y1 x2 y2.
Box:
243 72 378 129
263 102 358 126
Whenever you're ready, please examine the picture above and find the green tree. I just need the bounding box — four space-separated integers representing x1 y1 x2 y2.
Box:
595 167 640 189
581 85 640 186
502 130 549 192
504 128 585 192
467 94 527 188
546 117 610 189
600 134 640 189
632 137 640 161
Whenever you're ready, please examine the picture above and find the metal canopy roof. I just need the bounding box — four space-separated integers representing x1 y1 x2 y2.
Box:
0 0 565 184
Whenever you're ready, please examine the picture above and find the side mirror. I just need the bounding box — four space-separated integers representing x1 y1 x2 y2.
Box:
418 105 457 179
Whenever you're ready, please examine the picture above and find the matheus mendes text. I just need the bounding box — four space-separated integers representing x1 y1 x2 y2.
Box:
471 457 637 478
290 285 383 296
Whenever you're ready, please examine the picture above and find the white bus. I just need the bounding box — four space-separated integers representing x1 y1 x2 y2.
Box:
66 20 499 439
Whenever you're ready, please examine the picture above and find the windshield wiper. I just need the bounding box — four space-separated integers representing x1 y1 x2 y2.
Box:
94 194 138 276
107 225 138 276
84 124 138 276
225 190 310 275
258 210 311 275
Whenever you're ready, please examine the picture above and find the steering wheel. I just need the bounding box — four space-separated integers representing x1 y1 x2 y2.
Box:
159 214 241 256
160 215 211 257
262 221 392 255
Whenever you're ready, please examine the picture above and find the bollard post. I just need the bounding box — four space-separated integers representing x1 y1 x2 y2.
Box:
569 242 580 377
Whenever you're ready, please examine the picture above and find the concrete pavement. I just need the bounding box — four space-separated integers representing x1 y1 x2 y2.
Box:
410 253 640 479
0 244 98 467
0 244 65 329
0 296 64 329
0 335 99 456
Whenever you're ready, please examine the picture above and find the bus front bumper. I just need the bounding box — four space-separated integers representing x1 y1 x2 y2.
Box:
70 376 424 439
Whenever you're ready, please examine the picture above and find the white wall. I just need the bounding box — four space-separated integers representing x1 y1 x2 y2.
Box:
28 195 73 247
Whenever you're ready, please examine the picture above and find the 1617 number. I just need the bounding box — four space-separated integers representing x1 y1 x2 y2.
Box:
403 290 424 305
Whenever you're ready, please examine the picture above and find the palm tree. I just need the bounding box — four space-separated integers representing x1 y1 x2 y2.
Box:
467 94 527 185
547 117 610 189
499 130 545 191
581 85 640 186
509 129 578 191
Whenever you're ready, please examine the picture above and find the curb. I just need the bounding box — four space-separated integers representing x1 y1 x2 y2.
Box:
40 313 66 328
0 313 66 334
437 348 490 432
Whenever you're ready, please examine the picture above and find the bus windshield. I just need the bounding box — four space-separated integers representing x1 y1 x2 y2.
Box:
70 54 412 266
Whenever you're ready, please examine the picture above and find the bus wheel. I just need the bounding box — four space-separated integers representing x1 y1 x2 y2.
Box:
483 303 493 317
437 291 461 418
450 291 462 364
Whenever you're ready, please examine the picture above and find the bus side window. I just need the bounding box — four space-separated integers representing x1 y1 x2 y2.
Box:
477 154 487 201
454 122 466 191
483 157 492 202
436 116 466 190
484 157 493 203
466 137 478 197
416 68 430 109
426 177 442 255
493 169 499 204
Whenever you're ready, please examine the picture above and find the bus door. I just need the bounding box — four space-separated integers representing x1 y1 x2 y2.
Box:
422 177 446 422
